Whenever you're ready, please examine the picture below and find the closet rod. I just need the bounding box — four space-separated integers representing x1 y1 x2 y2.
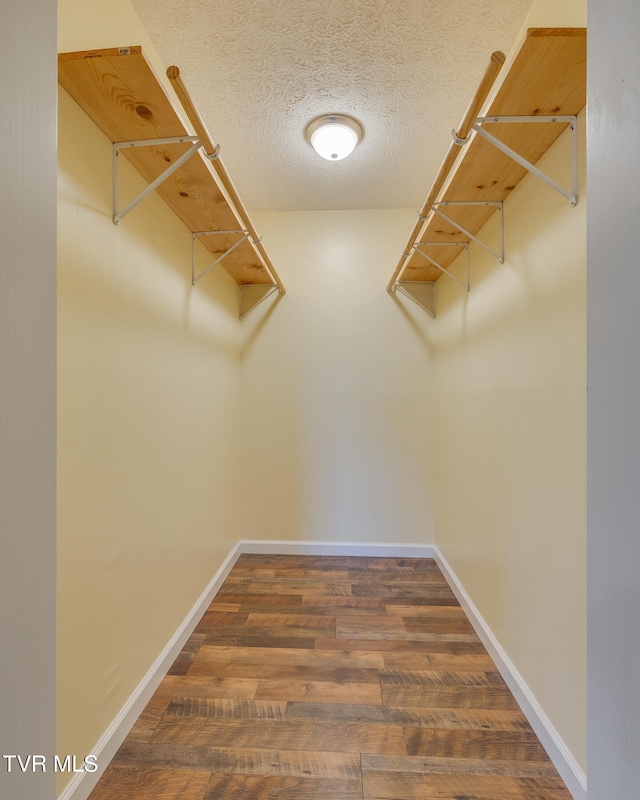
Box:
167 65 286 295
387 50 506 292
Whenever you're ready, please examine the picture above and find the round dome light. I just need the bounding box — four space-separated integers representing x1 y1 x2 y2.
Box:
304 114 364 161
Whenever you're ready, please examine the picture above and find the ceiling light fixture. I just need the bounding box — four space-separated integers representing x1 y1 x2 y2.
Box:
304 114 364 161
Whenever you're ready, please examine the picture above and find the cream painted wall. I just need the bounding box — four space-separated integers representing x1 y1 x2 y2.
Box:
519 0 586 30
241 209 435 545
59 0 172 96
57 0 242 791
433 85 586 781
57 0 587 791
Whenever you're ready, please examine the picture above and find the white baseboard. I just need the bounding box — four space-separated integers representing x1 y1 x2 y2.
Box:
60 538 585 800
433 546 587 800
57 542 242 800
59 538 432 800
238 539 436 558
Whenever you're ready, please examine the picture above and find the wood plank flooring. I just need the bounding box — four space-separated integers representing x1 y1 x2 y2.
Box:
88 555 573 800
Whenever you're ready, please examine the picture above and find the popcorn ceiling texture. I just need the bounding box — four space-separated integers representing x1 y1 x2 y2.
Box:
131 0 532 211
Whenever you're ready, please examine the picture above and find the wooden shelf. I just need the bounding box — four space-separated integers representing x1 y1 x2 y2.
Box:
58 46 282 290
395 28 586 286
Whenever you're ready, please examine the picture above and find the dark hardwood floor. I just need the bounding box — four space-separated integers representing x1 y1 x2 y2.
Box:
88 554 573 800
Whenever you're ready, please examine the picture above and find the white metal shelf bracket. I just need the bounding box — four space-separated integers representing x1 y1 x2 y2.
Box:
239 284 279 320
395 281 437 318
191 230 250 285
192 231 278 319
471 115 579 206
412 241 471 293
113 135 200 224
432 201 504 264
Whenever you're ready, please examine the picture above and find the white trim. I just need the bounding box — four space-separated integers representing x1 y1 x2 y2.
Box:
59 538 585 800
238 539 436 558
57 542 242 800
433 546 587 800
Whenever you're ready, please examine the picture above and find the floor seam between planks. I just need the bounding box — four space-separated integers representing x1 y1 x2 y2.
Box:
87 554 573 800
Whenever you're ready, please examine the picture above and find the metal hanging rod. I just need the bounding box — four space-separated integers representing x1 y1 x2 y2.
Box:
387 50 506 292
166 65 286 295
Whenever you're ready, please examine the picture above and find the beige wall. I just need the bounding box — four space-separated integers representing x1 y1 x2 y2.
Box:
59 0 169 86
241 209 435 545
57 0 242 789
519 0 586 29
433 50 586 784
58 0 587 790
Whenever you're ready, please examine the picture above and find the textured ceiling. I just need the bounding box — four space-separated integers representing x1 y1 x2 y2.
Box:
131 0 533 211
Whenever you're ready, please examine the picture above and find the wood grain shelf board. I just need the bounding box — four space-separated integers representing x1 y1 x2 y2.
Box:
400 28 586 284
58 46 273 286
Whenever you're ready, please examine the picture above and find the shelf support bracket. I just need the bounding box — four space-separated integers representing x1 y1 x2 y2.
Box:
239 284 279 319
113 135 200 224
412 242 471 293
431 201 504 264
471 115 579 206
395 281 437 318
191 230 249 285
192 232 278 318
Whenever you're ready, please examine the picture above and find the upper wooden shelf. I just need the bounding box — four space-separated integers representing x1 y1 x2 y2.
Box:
394 28 586 286
58 46 283 291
